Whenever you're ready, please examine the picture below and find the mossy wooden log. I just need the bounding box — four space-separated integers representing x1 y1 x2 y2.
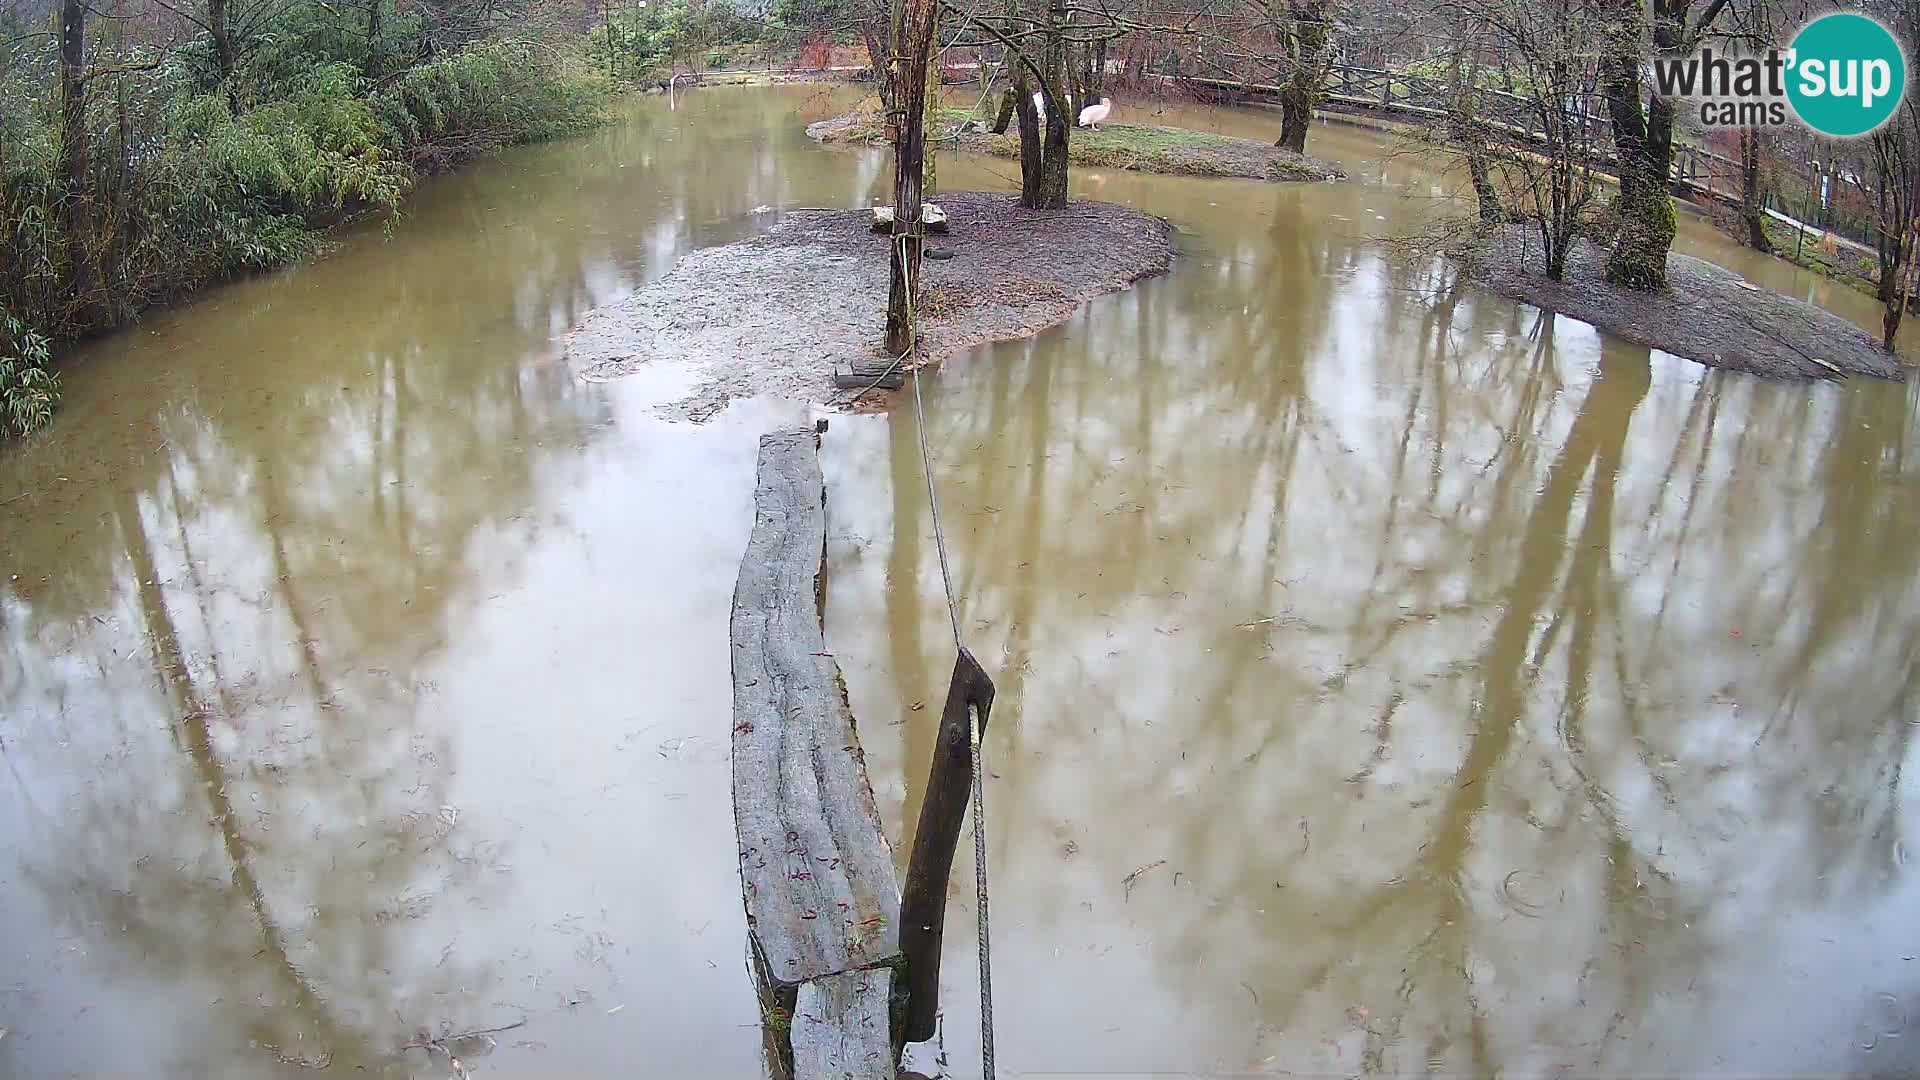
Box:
731 426 901 1080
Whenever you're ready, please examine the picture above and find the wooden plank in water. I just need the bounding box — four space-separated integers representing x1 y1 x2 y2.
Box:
731 427 902 990
791 969 896 1080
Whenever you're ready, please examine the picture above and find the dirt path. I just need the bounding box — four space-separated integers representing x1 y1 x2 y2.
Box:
806 112 1344 182
565 191 1174 419
1465 226 1907 381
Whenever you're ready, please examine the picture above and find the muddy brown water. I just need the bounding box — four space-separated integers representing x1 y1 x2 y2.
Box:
2 84 1917 1078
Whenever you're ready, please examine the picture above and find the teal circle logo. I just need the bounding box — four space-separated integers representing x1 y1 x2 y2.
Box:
1787 13 1907 137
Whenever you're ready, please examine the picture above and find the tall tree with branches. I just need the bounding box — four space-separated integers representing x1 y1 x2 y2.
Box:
951 0 1074 206
1868 0 1920 348
885 0 939 354
1596 0 1733 289
57 0 101 325
1267 0 1331 152
1425 0 1604 278
952 0 1176 207
1718 0 1811 253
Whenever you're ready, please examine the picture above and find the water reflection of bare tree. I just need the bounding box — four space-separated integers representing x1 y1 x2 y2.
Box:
9 468 509 1072
2 262 607 1077
1 85 898 1076
843 222 1920 1074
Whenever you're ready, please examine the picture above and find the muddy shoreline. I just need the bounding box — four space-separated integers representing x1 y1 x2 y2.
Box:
1464 226 1906 381
565 191 1174 418
806 111 1344 183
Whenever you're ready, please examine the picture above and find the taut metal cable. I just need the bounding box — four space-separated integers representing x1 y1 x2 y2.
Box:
966 694 995 1078
911 346 964 650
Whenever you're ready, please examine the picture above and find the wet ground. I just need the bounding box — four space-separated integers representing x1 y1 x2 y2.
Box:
1468 226 1903 380
808 110 1346 182
3 85 1918 1078
564 191 1173 418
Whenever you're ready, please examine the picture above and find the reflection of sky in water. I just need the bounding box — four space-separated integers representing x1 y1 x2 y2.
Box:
1 85 1916 1078
826 153 1920 1076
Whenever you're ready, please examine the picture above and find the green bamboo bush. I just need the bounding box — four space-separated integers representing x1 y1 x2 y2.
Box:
0 10 608 433
1 310 57 437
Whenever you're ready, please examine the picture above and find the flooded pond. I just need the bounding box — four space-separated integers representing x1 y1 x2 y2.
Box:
3 85 1918 1077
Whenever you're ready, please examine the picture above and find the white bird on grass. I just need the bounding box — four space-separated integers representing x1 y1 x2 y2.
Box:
1077 96 1113 129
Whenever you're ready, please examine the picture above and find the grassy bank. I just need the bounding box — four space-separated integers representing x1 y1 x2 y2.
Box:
810 108 1343 182
1 21 609 435
1760 219 1881 299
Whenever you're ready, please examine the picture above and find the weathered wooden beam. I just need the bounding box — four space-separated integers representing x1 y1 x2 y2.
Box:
731 428 903 1063
833 359 908 390
897 647 996 1044
791 969 896 1080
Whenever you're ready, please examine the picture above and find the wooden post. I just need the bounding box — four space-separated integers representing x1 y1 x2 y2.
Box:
897 648 996 1044
885 0 937 357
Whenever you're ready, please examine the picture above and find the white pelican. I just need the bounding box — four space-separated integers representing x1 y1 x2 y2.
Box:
1077 96 1112 129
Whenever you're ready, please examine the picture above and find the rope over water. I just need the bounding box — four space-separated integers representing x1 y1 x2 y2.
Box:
900 231 996 1080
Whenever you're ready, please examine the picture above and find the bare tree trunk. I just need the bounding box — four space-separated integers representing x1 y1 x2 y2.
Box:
208 0 239 104
1600 38 1673 288
924 44 939 196
109 81 130 298
1067 37 1097 103
1872 128 1914 351
58 0 102 330
1739 127 1774 253
1446 51 1501 223
1033 0 1070 207
418 0 453 56
1276 0 1328 154
992 84 1016 133
862 17 893 111
1881 240 1910 350
364 0 385 78
1467 148 1500 221
1037 113 1069 206
1869 7 1920 350
1601 0 1713 290
1013 67 1044 205
884 0 937 356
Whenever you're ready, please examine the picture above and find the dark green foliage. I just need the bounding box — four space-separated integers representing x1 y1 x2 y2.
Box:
1 310 57 437
592 0 759 80
370 42 607 168
769 0 857 30
0 8 607 431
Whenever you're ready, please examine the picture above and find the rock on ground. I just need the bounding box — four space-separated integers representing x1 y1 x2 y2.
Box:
1465 226 1906 381
565 191 1175 419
